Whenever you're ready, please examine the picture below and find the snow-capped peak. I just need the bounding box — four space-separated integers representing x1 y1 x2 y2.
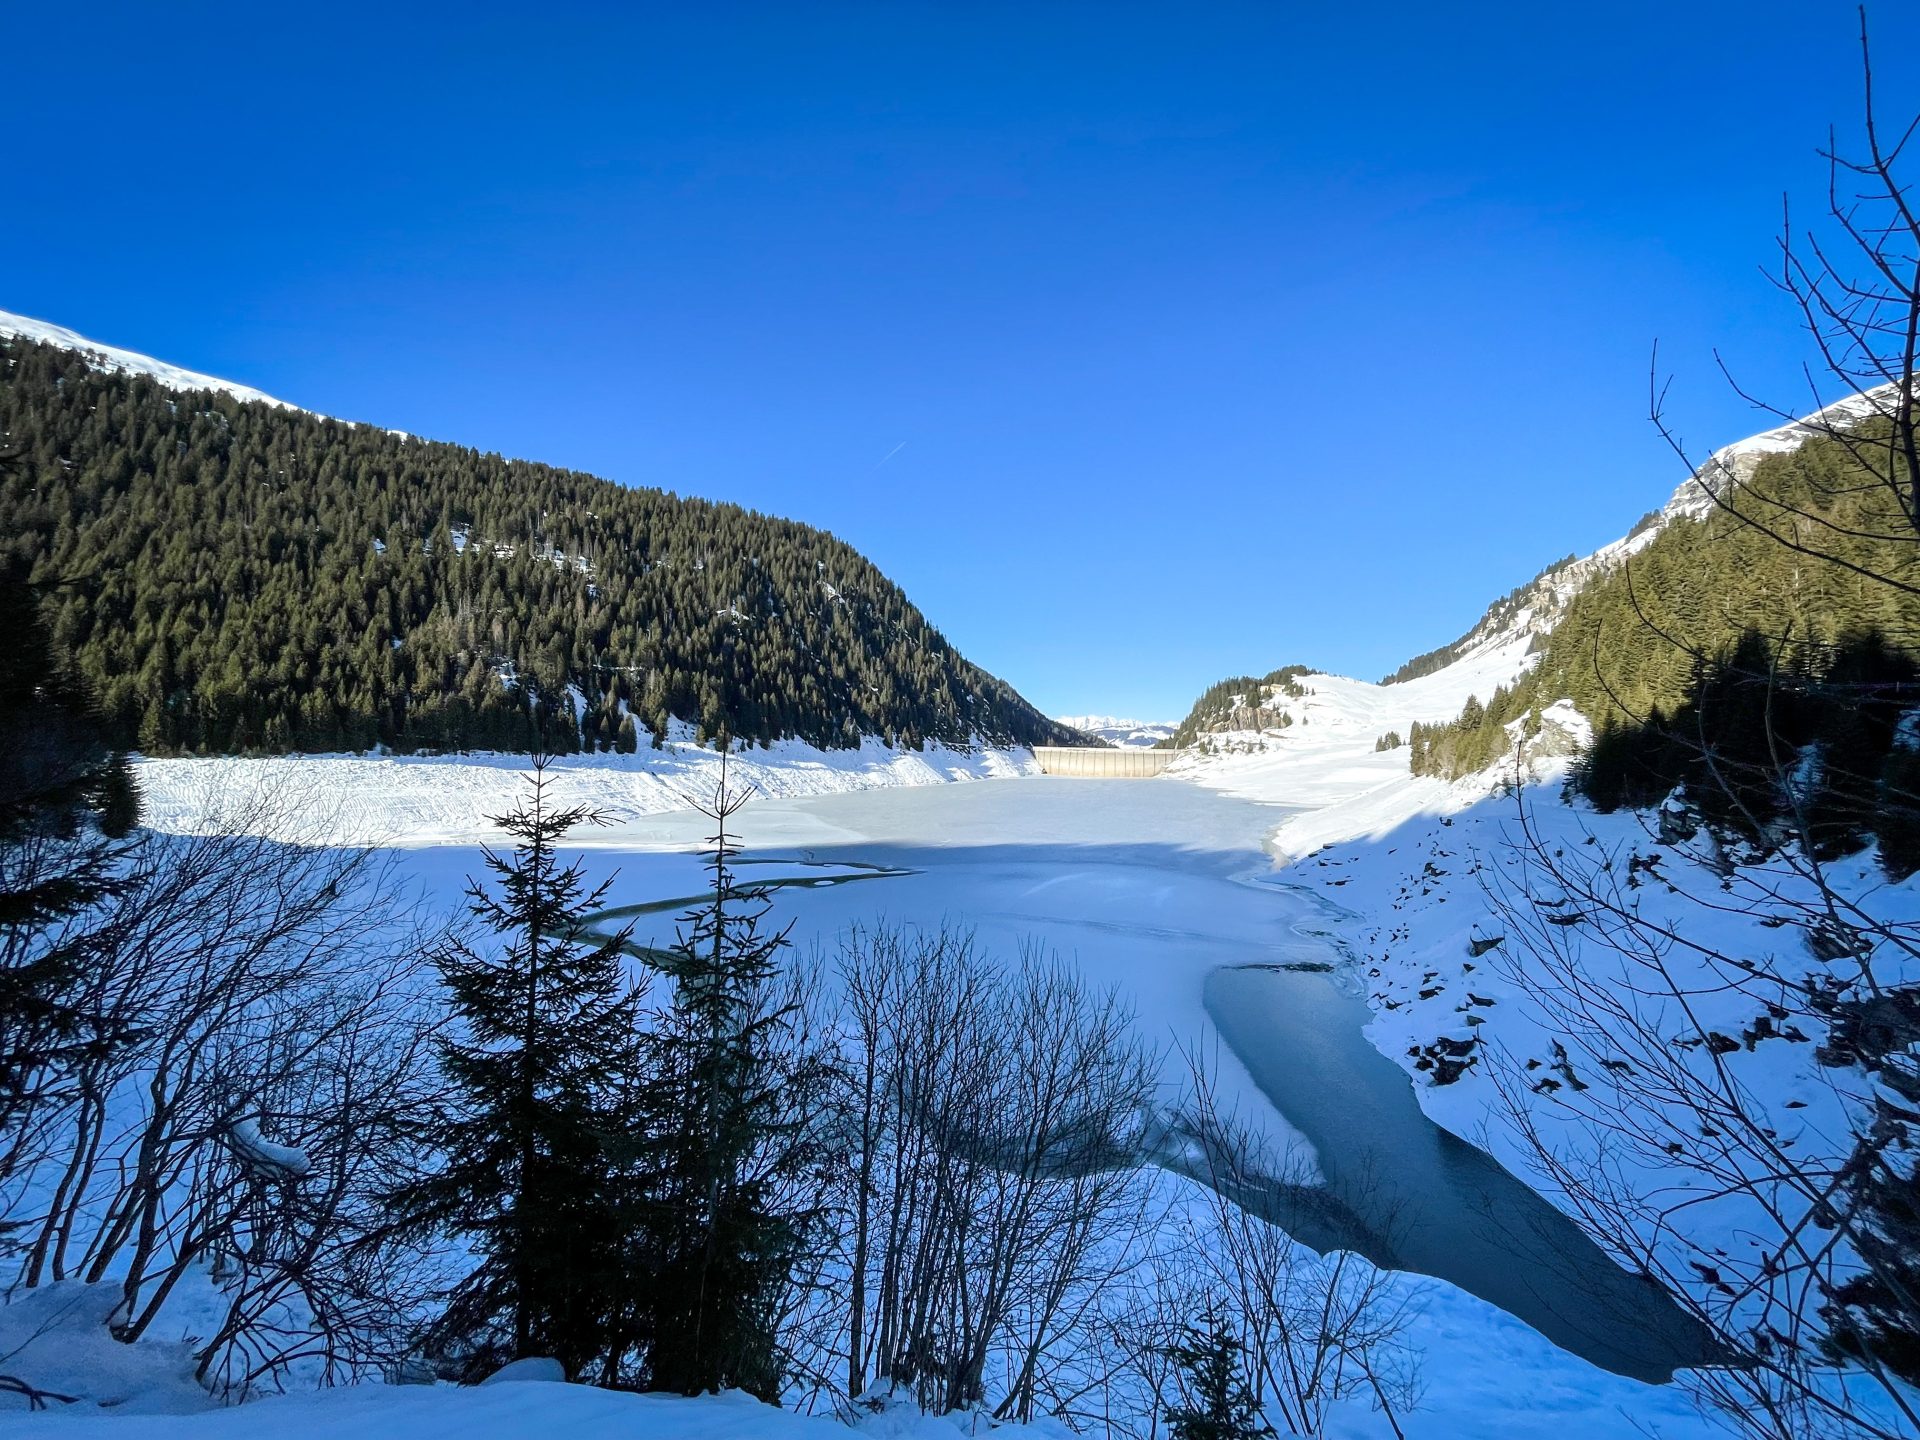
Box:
1054 715 1177 748
1662 383 1899 523
0 307 300 412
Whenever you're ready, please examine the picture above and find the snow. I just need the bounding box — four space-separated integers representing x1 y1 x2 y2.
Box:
225 1118 310 1181
1168 631 1544 860
478 1358 567 1387
133 727 1042 847
0 1281 206 1415
4 1381 866 1440
0 309 298 412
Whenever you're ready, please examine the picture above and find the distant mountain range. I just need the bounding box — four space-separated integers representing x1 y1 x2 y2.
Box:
1052 715 1176 749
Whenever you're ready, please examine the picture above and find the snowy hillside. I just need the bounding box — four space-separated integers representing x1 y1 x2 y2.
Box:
1174 381 1887 857
1667 382 1902 522
3 310 1073 758
1376 383 1904 687
1052 715 1175 748
0 308 299 412
1173 634 1559 857
1274 773 1920 1439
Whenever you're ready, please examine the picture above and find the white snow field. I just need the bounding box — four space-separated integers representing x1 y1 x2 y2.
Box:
133 729 1041 847
2 1376 1033 1440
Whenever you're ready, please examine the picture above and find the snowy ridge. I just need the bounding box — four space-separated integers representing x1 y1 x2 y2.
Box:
1052 714 1176 748
1169 385 1892 858
0 307 299 412
1667 382 1900 522
1376 383 1899 686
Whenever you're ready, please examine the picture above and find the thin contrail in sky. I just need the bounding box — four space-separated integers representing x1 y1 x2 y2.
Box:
869 440 908 474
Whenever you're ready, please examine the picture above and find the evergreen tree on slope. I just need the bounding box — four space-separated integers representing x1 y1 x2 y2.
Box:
629 756 833 1398
390 757 645 1381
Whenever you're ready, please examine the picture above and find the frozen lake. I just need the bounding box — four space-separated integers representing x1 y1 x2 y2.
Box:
394 775 1716 1389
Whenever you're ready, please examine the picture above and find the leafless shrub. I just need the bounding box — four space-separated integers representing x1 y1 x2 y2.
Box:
3 772 444 1397
829 922 1161 1421
1482 789 1919 1440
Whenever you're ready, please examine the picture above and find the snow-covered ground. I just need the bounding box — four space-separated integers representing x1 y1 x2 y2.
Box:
2 1369 1029 1440
6 772 1722 1440
134 729 1040 847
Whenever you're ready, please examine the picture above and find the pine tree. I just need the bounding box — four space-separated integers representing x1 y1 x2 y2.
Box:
1161 1309 1273 1440
0 542 141 1204
389 757 646 1381
627 755 832 1398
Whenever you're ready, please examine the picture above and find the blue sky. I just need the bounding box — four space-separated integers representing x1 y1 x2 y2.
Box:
7 2 1917 720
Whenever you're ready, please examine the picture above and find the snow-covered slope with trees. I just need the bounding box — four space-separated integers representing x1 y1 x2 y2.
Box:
0 309 299 412
1377 382 1905 689
1 310 1074 761
1170 380 1896 857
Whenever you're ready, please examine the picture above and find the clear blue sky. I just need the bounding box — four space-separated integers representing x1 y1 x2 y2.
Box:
7 3 1916 720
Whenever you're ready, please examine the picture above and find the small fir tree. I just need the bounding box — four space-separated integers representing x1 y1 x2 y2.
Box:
0 552 141 1218
1162 1309 1273 1440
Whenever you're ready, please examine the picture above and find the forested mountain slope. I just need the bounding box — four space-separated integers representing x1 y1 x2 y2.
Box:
1168 386 1919 791
1405 421 1920 782
1169 666 1314 747
0 326 1075 757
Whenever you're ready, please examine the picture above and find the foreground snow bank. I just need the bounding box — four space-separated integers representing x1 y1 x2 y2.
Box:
8 1385 823 1440
134 733 1039 847
3 1368 1076 1440
0 1282 204 1416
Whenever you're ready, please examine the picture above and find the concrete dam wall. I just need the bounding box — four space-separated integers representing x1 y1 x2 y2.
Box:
1031 746 1181 778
